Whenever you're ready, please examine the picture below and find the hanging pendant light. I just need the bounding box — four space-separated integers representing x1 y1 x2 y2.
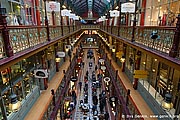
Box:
161 93 173 110
9 93 21 112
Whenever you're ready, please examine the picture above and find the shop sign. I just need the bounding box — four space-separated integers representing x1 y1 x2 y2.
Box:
61 9 71 16
34 69 48 78
121 2 135 13
99 58 105 63
109 10 119 17
57 52 65 57
71 77 77 82
104 77 110 82
46 1 60 12
65 45 71 50
109 96 118 102
134 70 148 78
101 66 106 71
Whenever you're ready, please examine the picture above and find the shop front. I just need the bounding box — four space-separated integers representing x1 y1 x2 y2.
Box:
0 54 42 119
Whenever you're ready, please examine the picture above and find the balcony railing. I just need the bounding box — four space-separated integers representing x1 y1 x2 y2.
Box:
101 25 179 59
0 25 81 60
0 24 179 60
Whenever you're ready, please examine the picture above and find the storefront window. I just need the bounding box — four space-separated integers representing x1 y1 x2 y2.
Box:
0 69 10 87
126 46 134 73
0 104 3 119
145 0 180 26
11 63 22 79
13 81 23 101
2 89 12 117
23 74 32 96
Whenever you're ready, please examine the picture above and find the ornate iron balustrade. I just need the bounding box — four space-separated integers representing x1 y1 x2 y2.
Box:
62 26 69 35
0 25 177 60
102 26 177 58
8 26 47 54
69 26 74 33
0 25 81 60
49 26 62 40
135 26 175 54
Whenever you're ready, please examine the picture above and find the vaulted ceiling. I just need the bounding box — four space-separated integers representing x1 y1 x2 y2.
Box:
60 0 116 19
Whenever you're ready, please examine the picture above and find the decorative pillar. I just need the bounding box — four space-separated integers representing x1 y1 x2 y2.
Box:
55 44 59 72
41 51 48 90
0 98 7 120
35 0 41 25
126 89 130 106
131 0 138 42
51 89 55 106
117 104 122 120
118 2 122 36
169 14 180 58
122 44 127 72
133 50 141 90
52 11 55 25
61 15 64 36
174 92 180 119
63 39 66 62
125 13 129 26
0 8 14 57
140 0 146 26
115 70 118 82
44 0 50 41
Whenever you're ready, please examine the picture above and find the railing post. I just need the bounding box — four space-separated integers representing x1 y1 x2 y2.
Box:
0 8 14 57
126 89 130 106
115 70 118 82
169 14 180 58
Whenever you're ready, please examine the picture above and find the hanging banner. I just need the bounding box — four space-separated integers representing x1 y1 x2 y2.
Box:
109 10 119 17
61 9 71 16
121 2 135 13
34 69 48 78
46 1 60 12
57 52 65 57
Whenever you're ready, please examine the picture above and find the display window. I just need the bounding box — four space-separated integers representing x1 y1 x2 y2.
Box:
0 37 5 59
126 46 134 72
0 69 10 86
144 0 180 26
0 107 3 119
138 53 178 116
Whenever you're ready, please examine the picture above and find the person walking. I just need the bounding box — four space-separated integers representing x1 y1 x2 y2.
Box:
78 81 82 91
104 111 109 120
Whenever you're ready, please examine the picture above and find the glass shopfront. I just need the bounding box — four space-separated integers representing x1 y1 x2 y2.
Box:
0 107 2 119
144 0 180 26
0 54 42 118
126 46 135 73
138 52 180 116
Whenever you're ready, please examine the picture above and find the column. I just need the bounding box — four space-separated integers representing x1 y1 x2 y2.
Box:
169 14 180 58
133 50 141 90
140 0 146 26
52 11 55 25
35 0 41 25
0 8 14 57
122 44 127 72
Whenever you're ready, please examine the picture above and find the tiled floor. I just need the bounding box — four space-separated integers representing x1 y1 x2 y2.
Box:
25 47 156 120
